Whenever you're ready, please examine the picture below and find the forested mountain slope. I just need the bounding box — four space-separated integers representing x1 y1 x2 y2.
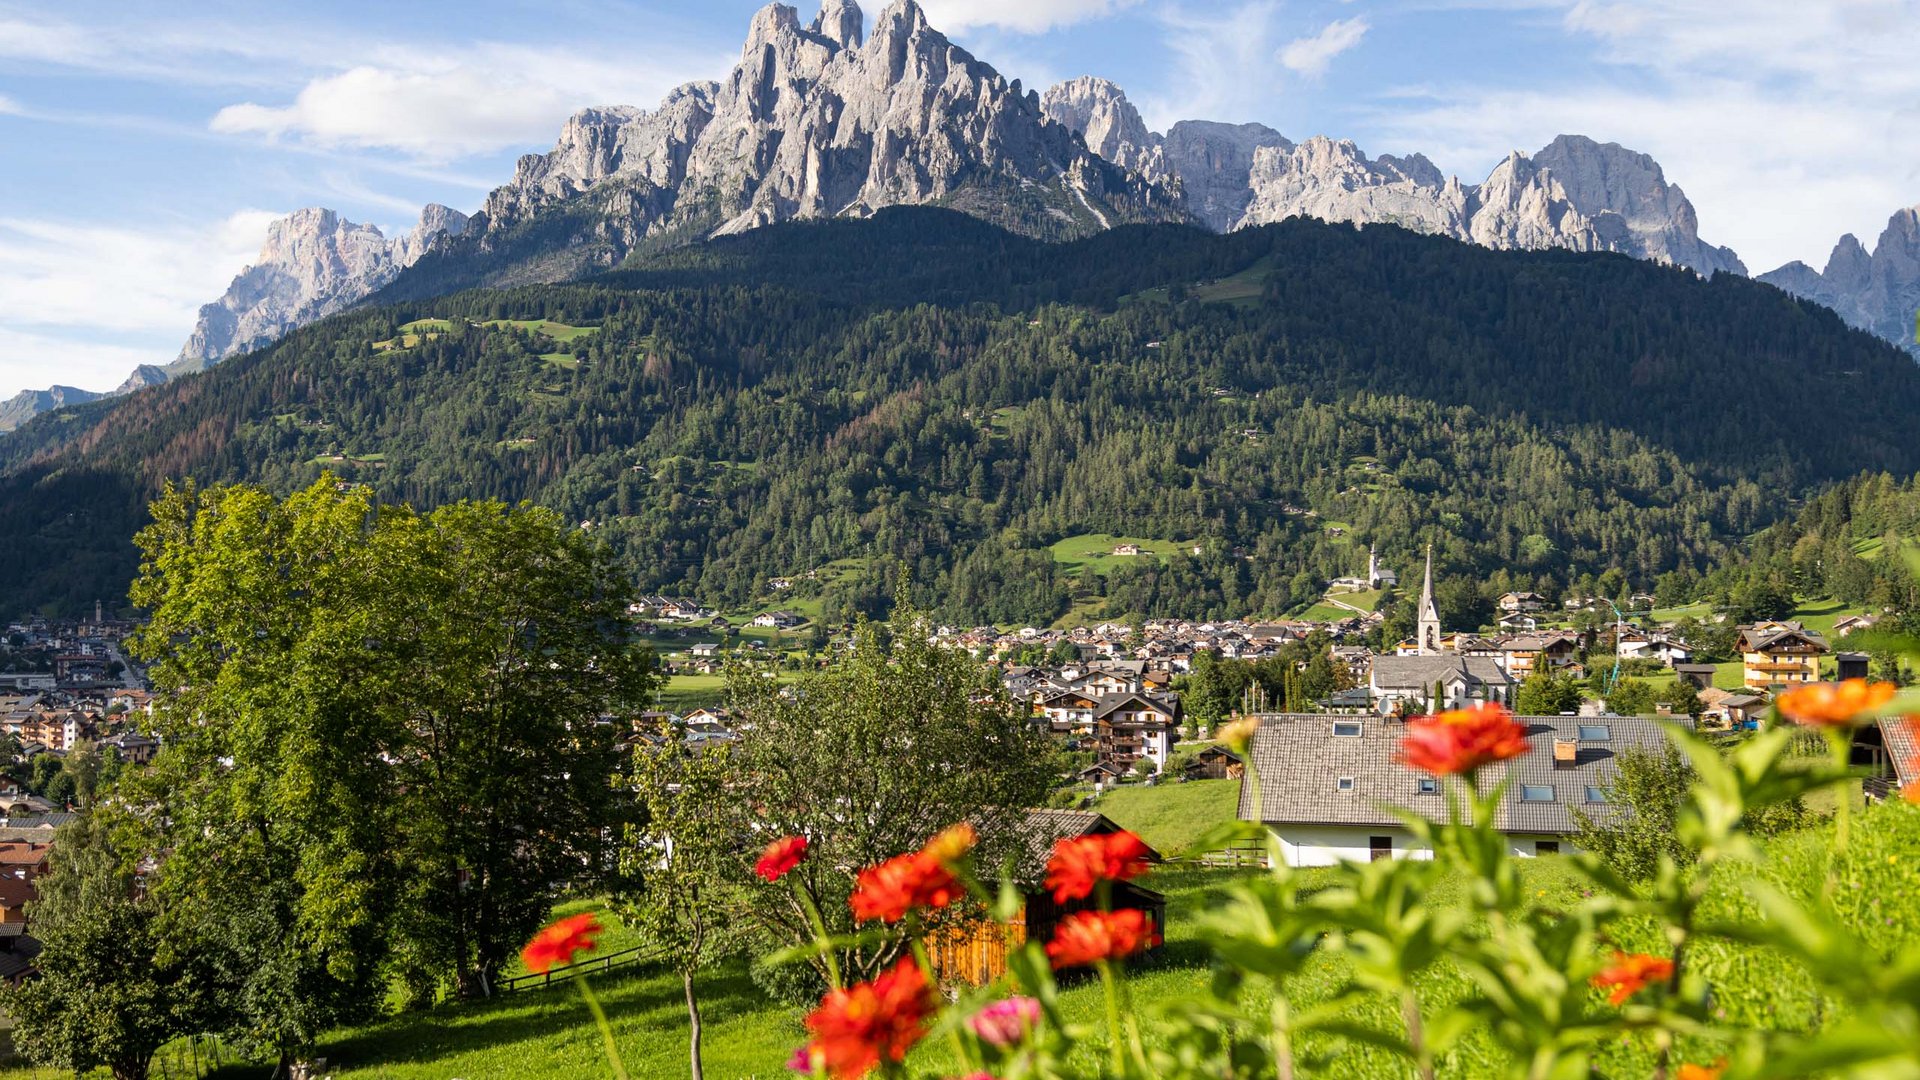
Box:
3 210 1915 620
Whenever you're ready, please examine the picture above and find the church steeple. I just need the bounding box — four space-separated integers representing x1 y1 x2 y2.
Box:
1416 542 1442 655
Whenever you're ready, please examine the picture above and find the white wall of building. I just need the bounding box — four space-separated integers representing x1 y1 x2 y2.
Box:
1268 825 1574 867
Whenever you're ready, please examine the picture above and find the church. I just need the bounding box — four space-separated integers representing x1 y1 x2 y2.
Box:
1369 545 1512 714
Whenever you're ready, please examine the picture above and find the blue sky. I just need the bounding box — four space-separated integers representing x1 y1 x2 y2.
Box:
3 0 1918 395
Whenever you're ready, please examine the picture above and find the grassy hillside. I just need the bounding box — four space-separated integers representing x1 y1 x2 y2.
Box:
1092 778 1241 856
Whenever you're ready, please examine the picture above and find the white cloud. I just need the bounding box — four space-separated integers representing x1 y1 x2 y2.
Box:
918 0 1140 33
0 212 280 393
1278 16 1370 78
209 43 724 162
1137 2 1286 130
0 94 21 116
1376 0 1920 271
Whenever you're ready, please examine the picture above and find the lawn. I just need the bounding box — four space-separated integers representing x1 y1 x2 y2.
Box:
1045 533 1192 574
1093 778 1239 856
19 805 1920 1080
655 673 729 712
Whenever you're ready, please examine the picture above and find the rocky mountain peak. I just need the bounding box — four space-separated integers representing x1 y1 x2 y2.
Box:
810 0 864 48
1041 77 1155 165
176 203 469 371
1759 203 1920 358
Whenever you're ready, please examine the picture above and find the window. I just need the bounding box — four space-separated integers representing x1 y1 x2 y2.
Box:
1585 786 1609 804
1369 835 1394 861
1536 840 1561 855
1417 777 1439 795
1578 724 1611 742
1337 776 1355 792
1332 721 1363 738
1520 784 1555 802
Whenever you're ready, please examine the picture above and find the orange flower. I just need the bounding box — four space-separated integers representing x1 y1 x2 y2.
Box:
1044 830 1153 904
802 957 938 1078
1397 703 1531 776
756 835 809 882
1676 1060 1727 1080
520 912 602 974
848 825 976 923
1591 950 1674 1006
1044 908 1160 969
1775 679 1897 728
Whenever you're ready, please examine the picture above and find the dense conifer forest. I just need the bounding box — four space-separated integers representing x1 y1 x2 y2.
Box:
3 209 1916 620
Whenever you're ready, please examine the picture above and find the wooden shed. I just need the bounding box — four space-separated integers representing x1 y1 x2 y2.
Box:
931 810 1167 986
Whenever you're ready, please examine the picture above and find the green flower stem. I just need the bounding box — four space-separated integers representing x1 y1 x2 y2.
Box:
1271 993 1296 1080
793 881 842 989
571 970 631 1080
907 927 970 1072
1829 727 1853 857
1098 959 1128 1076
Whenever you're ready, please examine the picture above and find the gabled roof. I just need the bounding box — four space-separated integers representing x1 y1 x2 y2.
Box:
1371 654 1511 691
1093 692 1179 721
1236 712 1683 836
1010 809 1164 883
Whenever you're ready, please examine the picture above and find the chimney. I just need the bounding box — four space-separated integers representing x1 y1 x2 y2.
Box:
1655 702 1673 717
1552 739 1577 768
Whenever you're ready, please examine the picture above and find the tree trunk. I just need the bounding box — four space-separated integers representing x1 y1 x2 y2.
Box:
685 968 705 1080
111 1056 151 1080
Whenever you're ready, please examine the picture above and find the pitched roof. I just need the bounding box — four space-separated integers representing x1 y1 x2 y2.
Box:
1009 809 1163 882
1236 712 1683 836
1371 655 1511 691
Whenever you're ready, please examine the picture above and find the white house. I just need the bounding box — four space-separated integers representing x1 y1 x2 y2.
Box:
1236 712 1682 866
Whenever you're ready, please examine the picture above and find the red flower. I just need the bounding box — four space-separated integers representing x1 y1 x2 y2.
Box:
757 835 809 882
1397 703 1530 776
1591 950 1674 1006
1044 831 1153 904
802 958 938 1078
1044 908 1160 969
849 824 975 924
1775 679 1897 728
520 912 602 974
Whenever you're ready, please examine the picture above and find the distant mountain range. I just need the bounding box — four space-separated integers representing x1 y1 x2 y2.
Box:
4 0 1916 430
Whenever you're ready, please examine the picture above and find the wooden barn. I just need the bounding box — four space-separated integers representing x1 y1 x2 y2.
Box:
930 809 1167 986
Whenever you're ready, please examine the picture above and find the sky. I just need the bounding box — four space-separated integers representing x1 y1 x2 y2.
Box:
2 0 1918 396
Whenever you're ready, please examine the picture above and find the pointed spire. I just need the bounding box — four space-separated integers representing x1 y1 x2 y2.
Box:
1416 542 1442 655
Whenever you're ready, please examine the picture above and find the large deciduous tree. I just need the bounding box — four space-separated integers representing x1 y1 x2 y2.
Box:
127 478 653 1061
1 815 220 1080
725 605 1056 989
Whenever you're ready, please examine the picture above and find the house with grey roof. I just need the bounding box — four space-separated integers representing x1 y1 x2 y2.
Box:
1236 712 1683 866
1368 654 1513 715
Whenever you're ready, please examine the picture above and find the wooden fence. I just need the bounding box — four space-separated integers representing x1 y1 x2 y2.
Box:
498 943 659 993
1194 839 1270 869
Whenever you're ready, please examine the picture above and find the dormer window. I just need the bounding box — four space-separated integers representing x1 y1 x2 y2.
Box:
1332 721 1363 738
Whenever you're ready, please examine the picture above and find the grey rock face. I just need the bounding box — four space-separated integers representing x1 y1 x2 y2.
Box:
1759 207 1920 357
1038 78 1736 274
1161 120 1291 233
177 203 469 370
1233 134 1744 276
0 385 102 434
462 1 1180 274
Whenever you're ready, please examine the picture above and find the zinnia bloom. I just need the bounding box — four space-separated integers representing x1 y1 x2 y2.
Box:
803 958 938 1078
757 835 809 882
1397 703 1530 776
1775 679 1897 728
520 912 602 974
849 825 975 923
967 996 1041 1047
1676 1060 1726 1080
1591 950 1674 1006
1044 831 1153 904
1045 908 1160 969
